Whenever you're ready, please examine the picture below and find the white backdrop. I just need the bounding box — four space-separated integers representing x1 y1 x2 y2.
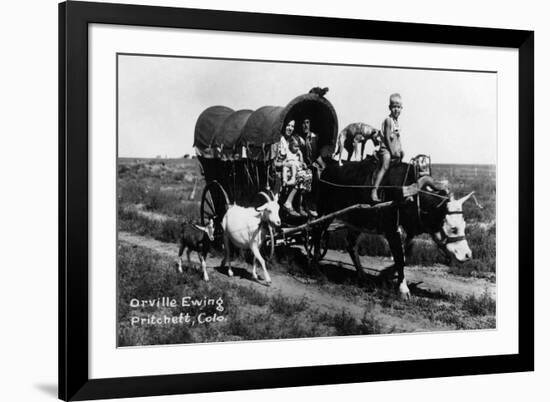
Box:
0 0 545 401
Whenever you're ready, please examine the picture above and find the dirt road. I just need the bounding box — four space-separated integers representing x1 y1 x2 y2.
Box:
119 231 496 333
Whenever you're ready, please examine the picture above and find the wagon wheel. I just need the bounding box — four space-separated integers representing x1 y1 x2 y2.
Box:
304 230 329 260
257 191 276 261
261 224 276 262
200 181 230 244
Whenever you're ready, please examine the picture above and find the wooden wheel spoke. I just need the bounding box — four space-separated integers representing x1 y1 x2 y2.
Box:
201 181 230 233
204 192 215 214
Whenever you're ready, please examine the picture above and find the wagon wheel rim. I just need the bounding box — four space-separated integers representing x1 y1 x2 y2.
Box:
261 224 275 261
200 181 230 242
304 230 329 259
201 190 217 222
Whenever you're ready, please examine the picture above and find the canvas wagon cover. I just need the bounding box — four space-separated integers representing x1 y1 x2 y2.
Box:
214 109 253 155
195 88 339 162
239 106 285 147
193 106 234 152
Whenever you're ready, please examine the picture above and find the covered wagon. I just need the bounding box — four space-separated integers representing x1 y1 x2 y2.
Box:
193 88 338 258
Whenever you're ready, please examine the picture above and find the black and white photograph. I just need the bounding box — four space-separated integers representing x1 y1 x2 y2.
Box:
117 54 497 347
1 0 540 400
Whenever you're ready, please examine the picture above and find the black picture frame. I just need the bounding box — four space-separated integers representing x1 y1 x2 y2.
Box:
59 1 534 400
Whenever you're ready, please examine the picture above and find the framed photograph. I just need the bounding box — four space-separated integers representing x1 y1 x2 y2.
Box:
59 1 534 400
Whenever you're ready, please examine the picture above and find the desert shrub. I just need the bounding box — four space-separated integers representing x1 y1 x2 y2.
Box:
144 185 179 212
329 310 357 335
236 286 270 307
118 164 129 175
157 219 181 243
461 223 496 273
433 310 466 329
462 290 495 316
173 172 185 181
269 293 308 317
224 311 258 339
470 223 496 257
329 309 383 335
118 208 181 243
406 239 445 266
281 317 326 339
224 310 328 340
138 184 201 220
118 180 147 204
170 202 200 221
357 234 391 257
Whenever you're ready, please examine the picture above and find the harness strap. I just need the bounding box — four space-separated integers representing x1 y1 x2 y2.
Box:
445 235 466 243
434 209 466 245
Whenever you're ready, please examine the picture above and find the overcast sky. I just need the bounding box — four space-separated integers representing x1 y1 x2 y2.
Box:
118 54 496 164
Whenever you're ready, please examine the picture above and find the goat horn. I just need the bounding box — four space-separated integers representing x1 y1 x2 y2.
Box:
258 191 273 203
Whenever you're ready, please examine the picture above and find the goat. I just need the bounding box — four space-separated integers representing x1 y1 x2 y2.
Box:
221 195 281 284
177 220 215 281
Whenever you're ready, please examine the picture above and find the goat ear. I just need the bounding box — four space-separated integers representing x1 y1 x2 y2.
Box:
255 203 268 212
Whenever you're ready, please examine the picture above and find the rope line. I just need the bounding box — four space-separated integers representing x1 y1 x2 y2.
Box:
318 178 400 189
318 178 450 200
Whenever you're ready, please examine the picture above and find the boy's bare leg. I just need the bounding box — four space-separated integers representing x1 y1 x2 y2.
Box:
283 187 300 216
334 132 345 166
353 141 362 161
314 156 326 172
286 164 297 186
372 152 390 202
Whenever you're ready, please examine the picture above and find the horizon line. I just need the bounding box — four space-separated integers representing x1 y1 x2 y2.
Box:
118 155 496 166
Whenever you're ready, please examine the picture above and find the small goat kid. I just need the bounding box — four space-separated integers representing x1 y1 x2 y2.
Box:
221 196 281 284
178 220 215 281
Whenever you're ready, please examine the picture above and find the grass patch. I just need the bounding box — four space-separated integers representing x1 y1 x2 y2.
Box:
461 289 496 316
118 244 395 346
118 207 181 243
327 309 384 336
269 293 309 317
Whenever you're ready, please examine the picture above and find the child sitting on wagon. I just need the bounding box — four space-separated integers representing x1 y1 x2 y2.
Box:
282 137 306 186
371 93 405 202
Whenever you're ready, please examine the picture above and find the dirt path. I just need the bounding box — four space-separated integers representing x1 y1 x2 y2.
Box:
119 231 494 333
120 204 495 300
323 250 496 299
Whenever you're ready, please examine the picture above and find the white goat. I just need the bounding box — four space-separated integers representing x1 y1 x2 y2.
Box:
221 195 281 284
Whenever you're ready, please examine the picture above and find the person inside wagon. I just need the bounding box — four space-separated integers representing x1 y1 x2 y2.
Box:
301 117 326 172
282 137 304 186
299 117 324 217
276 120 314 217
